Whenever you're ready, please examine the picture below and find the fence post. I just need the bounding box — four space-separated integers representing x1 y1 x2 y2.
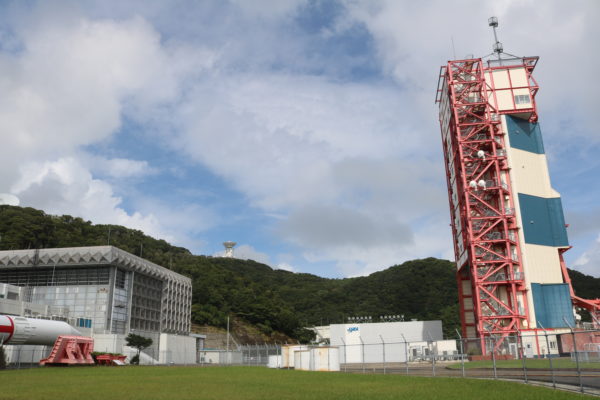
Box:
517 331 528 384
255 343 259 366
226 316 230 365
537 322 555 389
341 337 347 373
490 335 497 380
428 330 437 377
265 341 269 367
564 317 584 393
455 329 465 378
400 333 409 375
379 335 386 375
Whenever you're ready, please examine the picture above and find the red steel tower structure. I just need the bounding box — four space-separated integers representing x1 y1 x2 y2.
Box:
436 18 599 355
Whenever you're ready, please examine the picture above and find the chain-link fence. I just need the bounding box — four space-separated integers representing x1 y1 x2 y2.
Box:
208 329 599 395
2 329 599 395
330 328 600 395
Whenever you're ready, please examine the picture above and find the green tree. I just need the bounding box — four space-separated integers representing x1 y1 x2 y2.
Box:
125 333 153 364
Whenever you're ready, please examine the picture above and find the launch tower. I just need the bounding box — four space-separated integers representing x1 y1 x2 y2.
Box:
435 17 599 354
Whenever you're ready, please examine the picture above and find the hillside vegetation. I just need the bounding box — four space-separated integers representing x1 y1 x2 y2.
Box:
0 205 598 342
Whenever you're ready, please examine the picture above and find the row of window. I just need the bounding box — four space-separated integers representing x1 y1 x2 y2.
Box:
0 267 110 286
76 318 92 328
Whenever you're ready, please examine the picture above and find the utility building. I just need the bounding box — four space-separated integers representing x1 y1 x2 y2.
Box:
435 17 599 354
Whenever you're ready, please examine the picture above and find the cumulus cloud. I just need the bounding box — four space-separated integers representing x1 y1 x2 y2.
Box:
0 193 20 206
11 157 164 236
573 235 600 277
275 262 295 272
343 0 600 145
165 67 452 274
0 9 216 249
1 0 597 277
85 156 157 179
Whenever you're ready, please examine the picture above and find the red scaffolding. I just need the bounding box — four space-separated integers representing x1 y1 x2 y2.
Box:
436 57 600 354
437 58 532 353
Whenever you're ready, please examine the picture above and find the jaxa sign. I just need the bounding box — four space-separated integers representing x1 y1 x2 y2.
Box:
347 326 359 333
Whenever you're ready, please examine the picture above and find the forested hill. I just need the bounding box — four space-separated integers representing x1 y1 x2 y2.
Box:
1 205 598 342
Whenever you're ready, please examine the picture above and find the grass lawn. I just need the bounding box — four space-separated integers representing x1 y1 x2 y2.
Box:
0 366 594 400
447 357 600 370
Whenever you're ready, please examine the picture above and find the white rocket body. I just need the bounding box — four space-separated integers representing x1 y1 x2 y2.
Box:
0 315 82 346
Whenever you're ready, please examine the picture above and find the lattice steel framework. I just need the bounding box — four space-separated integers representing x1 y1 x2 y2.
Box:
437 58 530 353
437 56 600 353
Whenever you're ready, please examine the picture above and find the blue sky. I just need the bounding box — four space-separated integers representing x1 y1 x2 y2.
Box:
0 0 598 277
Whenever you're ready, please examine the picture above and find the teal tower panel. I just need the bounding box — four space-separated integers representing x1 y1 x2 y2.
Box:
531 283 574 328
506 115 545 154
518 193 569 247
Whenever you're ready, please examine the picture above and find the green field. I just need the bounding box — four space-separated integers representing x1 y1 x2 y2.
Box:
448 358 600 370
0 366 593 400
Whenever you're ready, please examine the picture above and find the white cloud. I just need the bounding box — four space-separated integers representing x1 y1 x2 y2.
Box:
0 193 20 206
11 157 164 235
86 156 157 179
10 157 217 252
174 75 424 210
573 235 600 277
0 11 219 253
343 0 600 144
1 0 597 278
169 71 452 274
275 262 295 272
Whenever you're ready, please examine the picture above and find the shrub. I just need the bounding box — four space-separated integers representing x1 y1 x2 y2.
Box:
0 346 6 369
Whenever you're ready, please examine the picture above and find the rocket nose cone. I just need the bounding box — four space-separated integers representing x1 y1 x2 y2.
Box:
70 326 83 336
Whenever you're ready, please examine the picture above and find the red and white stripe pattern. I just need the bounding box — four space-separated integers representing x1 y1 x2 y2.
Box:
0 315 15 344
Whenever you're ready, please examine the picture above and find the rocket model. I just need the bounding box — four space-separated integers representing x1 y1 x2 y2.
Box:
0 315 82 346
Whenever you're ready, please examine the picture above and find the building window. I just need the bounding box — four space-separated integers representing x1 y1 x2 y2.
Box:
76 318 92 328
115 269 127 289
514 94 530 105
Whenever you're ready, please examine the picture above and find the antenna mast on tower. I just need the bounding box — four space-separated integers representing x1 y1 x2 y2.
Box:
488 17 503 59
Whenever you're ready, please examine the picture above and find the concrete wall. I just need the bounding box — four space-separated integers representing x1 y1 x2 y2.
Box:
93 333 127 353
2 344 50 364
158 333 196 365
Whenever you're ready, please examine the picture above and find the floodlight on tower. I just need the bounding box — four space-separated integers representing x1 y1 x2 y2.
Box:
222 241 236 258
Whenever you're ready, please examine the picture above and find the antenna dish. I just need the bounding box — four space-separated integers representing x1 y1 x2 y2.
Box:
222 241 237 258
